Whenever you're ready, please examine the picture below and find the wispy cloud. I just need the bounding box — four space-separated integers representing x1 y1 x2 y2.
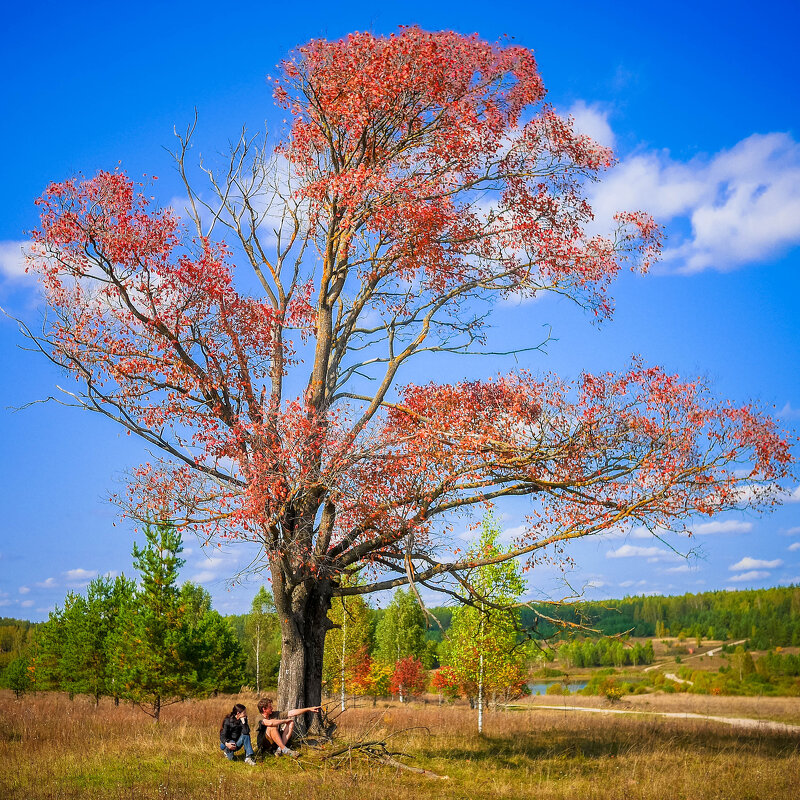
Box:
691 520 752 535
585 579 607 589
189 552 239 584
729 570 770 582
567 101 616 148
606 544 682 562
63 568 98 585
664 564 694 574
778 402 800 420
729 557 782 571
788 542 800 552
0 240 29 280
35 577 57 589
498 524 528 543
783 486 800 503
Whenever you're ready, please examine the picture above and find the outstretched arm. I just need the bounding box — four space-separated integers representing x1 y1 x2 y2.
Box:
287 705 322 718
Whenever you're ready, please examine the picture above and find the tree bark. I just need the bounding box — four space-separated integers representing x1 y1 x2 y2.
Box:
272 564 334 736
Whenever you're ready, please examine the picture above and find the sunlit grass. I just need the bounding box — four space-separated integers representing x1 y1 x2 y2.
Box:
2 691 799 799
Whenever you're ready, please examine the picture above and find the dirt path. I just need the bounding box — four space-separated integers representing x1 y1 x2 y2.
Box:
643 639 747 672
533 704 800 734
664 672 693 685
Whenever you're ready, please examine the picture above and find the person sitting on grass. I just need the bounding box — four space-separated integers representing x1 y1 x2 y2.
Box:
256 697 322 757
219 703 257 765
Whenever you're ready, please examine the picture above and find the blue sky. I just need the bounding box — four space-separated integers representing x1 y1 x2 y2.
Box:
1 0 799 621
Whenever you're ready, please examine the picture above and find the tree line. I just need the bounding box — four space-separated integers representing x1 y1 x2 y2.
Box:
3 514 796 709
529 586 800 647
4 523 244 717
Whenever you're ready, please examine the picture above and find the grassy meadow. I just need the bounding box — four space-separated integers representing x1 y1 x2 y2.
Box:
2 690 799 800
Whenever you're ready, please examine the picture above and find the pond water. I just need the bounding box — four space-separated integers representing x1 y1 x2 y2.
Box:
527 681 588 695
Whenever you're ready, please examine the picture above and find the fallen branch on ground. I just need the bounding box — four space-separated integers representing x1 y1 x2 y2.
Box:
314 718 449 779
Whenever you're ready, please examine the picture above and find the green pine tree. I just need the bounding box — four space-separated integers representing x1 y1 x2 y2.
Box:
3 654 31 698
109 521 198 721
193 610 247 695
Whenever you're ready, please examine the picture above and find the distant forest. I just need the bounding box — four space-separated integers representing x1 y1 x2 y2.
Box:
408 586 800 650
516 586 800 648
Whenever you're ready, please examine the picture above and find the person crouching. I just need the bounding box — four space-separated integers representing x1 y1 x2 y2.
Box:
256 697 322 757
219 703 256 765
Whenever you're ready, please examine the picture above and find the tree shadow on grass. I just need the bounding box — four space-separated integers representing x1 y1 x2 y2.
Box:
433 724 800 769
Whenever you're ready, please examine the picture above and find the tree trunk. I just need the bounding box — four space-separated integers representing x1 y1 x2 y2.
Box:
255 622 261 694
272 565 334 736
478 650 484 733
340 606 346 712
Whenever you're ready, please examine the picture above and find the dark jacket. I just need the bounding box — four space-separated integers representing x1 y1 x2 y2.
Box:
220 714 250 745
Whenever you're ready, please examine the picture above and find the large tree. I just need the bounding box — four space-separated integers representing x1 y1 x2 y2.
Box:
24 28 793 724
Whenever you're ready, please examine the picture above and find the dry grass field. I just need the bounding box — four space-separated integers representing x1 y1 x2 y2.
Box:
2 690 799 800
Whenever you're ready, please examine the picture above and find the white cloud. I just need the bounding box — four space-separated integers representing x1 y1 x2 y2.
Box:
788 542 800 552
786 526 800 536
36 577 57 588
498 524 527 543
190 570 220 583
598 525 666 541
189 553 237 584
63 568 98 583
590 131 800 273
20 600 34 608
691 520 753 535
783 486 800 503
779 402 800 419
567 101 615 148
664 564 693 574
729 557 783 571
0 240 29 279
729 570 770 582
585 579 607 588
18 586 30 594
606 544 680 562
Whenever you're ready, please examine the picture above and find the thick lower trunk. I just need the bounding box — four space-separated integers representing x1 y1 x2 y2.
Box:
273 567 334 737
